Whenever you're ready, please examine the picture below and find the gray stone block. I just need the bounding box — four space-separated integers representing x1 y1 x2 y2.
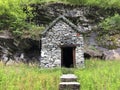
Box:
59 82 80 90
60 74 77 82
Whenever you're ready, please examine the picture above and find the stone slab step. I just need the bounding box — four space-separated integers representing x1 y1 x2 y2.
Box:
59 82 80 90
60 74 77 82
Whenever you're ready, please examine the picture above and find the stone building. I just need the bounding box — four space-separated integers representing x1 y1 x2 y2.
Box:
40 15 84 68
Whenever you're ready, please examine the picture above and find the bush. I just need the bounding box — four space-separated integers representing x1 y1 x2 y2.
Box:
97 14 120 49
0 0 35 37
1 0 120 38
99 14 120 32
0 0 27 30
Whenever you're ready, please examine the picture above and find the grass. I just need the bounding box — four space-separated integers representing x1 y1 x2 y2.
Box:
76 60 120 90
0 59 120 90
0 62 61 90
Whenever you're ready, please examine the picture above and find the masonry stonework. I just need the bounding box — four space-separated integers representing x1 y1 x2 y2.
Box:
40 16 84 68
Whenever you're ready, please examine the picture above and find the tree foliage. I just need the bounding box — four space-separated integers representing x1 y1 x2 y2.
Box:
0 0 27 30
0 0 39 37
97 14 120 49
0 0 120 37
100 14 120 32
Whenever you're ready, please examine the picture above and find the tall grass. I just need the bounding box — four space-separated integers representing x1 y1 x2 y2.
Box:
75 60 120 90
0 60 120 90
0 63 61 90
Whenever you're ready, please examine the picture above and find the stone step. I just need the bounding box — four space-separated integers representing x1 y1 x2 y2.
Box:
59 82 80 90
60 74 77 82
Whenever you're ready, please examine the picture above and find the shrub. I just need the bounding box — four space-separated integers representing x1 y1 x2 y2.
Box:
99 14 120 32
1 0 120 38
0 0 34 37
97 14 120 49
0 0 27 30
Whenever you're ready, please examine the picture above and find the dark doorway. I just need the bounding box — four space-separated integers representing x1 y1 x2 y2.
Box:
61 47 76 68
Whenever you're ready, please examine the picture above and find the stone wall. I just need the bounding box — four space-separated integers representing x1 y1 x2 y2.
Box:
41 20 84 68
30 3 120 59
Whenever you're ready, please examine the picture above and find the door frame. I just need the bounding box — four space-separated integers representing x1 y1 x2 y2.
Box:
60 45 76 68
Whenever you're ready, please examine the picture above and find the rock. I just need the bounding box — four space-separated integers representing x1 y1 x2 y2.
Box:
102 48 120 60
5 59 15 66
59 82 80 90
84 49 102 59
0 37 40 64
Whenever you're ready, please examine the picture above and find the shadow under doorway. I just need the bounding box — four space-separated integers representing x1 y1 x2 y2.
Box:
61 46 76 68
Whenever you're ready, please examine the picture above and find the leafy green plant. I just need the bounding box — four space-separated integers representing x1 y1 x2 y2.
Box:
97 14 120 49
21 25 45 39
0 0 34 37
0 0 26 29
99 14 120 32
1 0 120 38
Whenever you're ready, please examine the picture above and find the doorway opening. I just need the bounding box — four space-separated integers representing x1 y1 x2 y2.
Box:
61 46 76 68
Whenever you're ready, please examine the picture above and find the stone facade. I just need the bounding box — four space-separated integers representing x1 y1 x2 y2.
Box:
40 16 84 68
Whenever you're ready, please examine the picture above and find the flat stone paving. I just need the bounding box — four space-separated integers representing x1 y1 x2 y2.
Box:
60 74 77 82
59 74 80 90
59 82 80 90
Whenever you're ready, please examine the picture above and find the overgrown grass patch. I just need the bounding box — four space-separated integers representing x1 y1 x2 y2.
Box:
0 59 120 90
0 63 61 90
75 60 120 90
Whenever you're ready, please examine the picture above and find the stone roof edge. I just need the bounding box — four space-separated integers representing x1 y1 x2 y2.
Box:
41 15 83 36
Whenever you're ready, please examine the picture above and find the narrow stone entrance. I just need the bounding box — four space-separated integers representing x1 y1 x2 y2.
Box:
61 46 76 68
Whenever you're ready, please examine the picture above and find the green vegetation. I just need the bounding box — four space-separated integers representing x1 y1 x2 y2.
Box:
0 60 120 90
0 0 27 30
0 62 61 90
76 60 120 90
99 14 120 32
0 0 44 38
0 0 120 38
97 14 120 49
7 0 120 8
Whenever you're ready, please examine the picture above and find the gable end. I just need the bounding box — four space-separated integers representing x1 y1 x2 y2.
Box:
42 15 83 36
